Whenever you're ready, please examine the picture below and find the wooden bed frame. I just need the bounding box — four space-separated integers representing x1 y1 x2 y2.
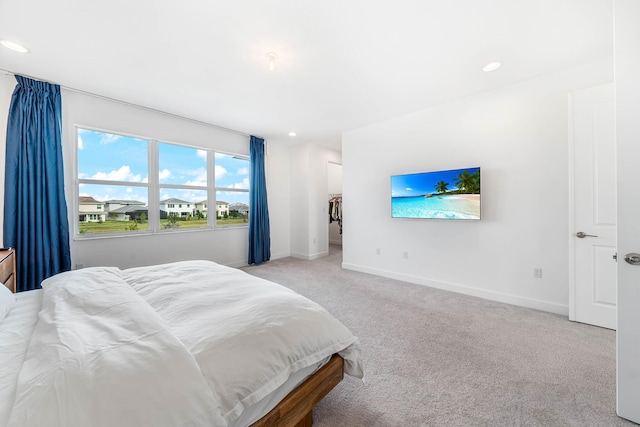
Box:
0 249 16 293
250 354 344 427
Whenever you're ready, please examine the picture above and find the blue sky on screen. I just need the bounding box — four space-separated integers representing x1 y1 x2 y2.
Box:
77 129 249 205
391 167 480 197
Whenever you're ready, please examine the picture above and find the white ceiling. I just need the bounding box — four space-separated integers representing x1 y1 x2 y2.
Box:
0 0 613 151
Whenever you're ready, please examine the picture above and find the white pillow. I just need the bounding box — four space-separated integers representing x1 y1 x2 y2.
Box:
0 284 17 322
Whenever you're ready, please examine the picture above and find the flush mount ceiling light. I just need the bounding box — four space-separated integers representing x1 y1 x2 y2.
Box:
482 61 501 72
288 131 296 137
0 39 29 53
265 51 278 71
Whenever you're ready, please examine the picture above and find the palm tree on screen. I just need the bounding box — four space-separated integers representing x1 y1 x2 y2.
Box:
435 181 449 194
454 170 480 194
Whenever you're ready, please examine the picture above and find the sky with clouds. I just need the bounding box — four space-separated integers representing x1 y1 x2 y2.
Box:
391 167 480 197
77 128 249 206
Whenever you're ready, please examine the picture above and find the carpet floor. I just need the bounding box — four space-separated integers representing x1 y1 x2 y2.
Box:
241 245 636 427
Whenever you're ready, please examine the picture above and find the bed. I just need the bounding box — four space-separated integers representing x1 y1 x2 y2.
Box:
0 260 363 427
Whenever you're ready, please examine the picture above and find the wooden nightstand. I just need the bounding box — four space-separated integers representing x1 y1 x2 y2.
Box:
0 249 16 293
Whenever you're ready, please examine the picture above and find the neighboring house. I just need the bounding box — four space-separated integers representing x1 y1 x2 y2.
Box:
159 198 193 218
192 200 231 218
228 202 248 217
216 201 229 218
104 200 146 221
78 196 106 223
192 200 234 218
194 200 208 218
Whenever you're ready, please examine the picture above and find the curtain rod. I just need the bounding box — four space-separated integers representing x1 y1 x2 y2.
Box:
0 68 255 139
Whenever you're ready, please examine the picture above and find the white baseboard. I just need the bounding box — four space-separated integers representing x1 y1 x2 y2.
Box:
291 250 329 261
270 252 291 261
341 262 569 316
329 239 343 245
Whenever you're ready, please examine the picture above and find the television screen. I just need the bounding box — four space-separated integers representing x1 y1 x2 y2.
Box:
391 167 481 220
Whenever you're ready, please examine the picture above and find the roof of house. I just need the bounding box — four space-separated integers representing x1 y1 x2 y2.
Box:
228 202 248 211
109 206 149 214
192 200 229 206
105 200 145 205
79 196 103 204
160 198 191 204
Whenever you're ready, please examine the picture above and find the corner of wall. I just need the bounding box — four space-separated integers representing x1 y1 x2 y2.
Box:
0 74 17 246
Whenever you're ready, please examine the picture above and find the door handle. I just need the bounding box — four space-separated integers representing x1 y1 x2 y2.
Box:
576 231 598 238
624 253 640 265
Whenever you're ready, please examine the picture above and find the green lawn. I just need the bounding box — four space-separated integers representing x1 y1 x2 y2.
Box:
216 217 249 226
79 221 149 234
79 218 248 234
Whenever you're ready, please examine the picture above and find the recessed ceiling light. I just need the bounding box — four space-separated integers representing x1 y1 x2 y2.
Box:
0 39 29 54
265 52 278 71
288 131 296 137
482 61 501 72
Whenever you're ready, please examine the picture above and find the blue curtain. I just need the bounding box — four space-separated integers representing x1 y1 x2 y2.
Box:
3 76 71 292
248 135 271 265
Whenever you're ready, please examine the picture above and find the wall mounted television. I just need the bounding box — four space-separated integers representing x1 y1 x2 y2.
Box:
391 167 481 220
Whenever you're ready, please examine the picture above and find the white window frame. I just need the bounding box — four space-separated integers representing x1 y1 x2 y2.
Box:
213 151 250 228
75 126 151 238
74 125 250 239
157 140 210 231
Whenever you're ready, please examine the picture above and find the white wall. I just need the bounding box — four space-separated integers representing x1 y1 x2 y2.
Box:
290 143 341 259
0 73 15 245
289 144 310 258
342 59 613 315
0 79 291 268
266 141 292 260
327 162 343 194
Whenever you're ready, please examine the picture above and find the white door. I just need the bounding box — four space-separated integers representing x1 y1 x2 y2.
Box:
569 83 617 330
615 0 640 422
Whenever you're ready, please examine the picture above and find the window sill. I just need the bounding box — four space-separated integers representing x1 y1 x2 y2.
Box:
73 225 248 241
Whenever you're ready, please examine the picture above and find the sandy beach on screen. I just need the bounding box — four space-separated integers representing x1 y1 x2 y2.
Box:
438 193 480 217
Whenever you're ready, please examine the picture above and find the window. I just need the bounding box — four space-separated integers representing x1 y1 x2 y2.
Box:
77 129 149 234
214 153 250 227
76 127 249 236
158 142 208 230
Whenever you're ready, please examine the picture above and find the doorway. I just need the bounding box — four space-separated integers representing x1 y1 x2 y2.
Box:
328 162 342 253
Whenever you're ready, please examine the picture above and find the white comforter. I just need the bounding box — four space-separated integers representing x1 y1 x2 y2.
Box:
122 261 363 425
7 261 363 427
7 267 226 427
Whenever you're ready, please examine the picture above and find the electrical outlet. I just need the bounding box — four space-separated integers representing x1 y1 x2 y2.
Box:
533 268 542 278
403 251 409 260
376 248 381 255
75 263 84 270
